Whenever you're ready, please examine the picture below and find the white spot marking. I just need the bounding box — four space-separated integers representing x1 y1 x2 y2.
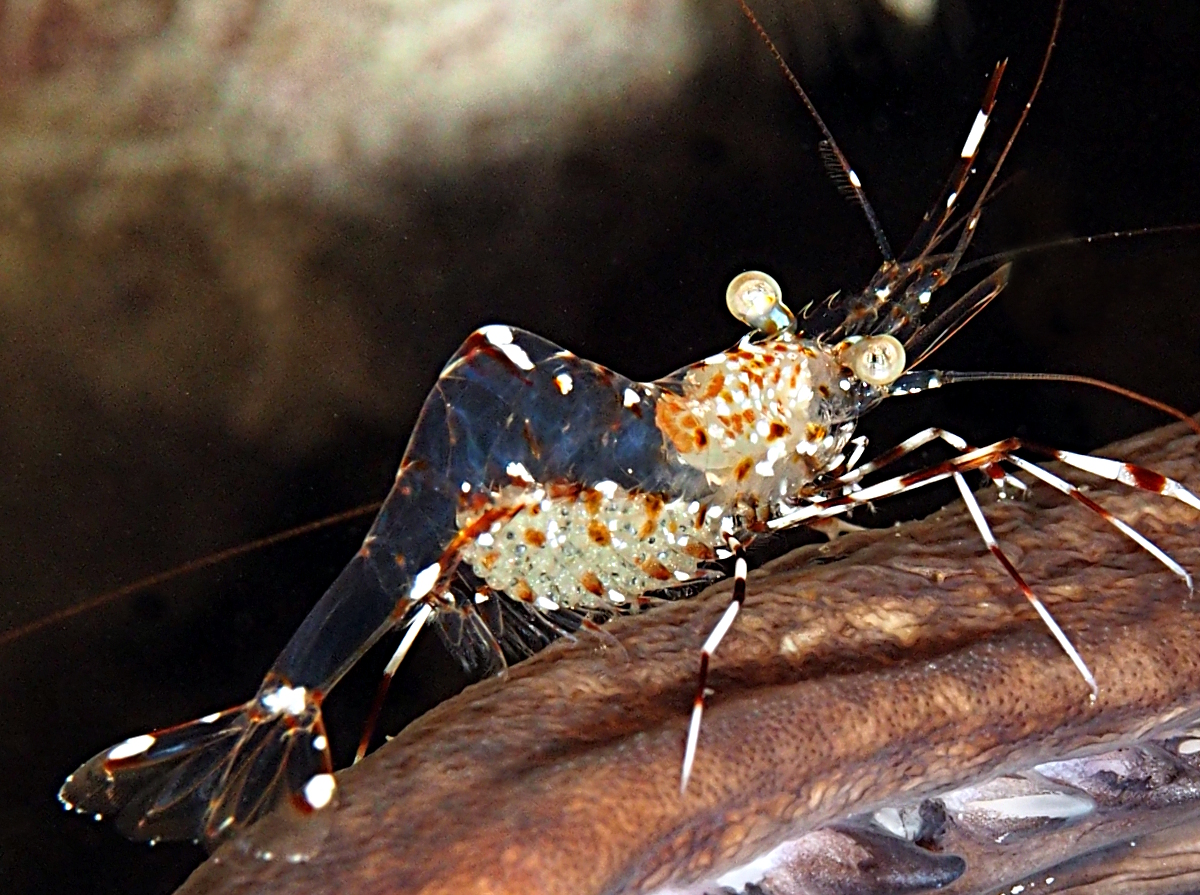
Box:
460 481 471 493
108 733 157 760
702 592 743 653
623 388 641 407
480 324 513 345
303 773 336 810
312 735 328 752
409 562 441 600
477 532 494 547
199 712 221 724
608 590 627 604
961 109 989 158
474 591 490 604
506 461 534 482
594 480 619 499
262 685 308 716
535 596 560 612
554 373 573 395
1179 738 1200 755
848 168 862 188
499 342 535 370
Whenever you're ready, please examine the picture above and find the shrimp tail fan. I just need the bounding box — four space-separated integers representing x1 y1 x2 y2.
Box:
59 679 333 848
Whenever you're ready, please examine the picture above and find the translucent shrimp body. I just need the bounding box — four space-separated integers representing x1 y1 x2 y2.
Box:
58 306 898 847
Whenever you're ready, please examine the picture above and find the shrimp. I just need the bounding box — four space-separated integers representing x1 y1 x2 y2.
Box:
57 0 1200 854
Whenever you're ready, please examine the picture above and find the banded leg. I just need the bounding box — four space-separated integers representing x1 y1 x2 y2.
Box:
828 427 1023 495
1005 454 1193 592
356 576 626 763
354 573 519 763
355 601 437 763
772 434 1200 552
780 434 1198 591
952 471 1096 696
766 433 1200 694
681 541 748 794
1029 443 1200 515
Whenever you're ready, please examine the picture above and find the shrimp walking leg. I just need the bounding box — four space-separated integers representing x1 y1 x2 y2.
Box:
681 546 748 793
767 432 1200 683
952 471 1097 694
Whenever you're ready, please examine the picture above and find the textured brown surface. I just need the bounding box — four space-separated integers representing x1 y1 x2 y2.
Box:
177 419 1200 895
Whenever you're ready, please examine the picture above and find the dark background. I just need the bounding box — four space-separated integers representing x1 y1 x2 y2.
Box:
5 1 1200 892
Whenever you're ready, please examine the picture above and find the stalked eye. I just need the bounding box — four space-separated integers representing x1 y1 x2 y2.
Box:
840 334 906 386
726 271 795 336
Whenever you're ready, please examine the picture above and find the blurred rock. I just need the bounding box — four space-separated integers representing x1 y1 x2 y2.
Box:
0 0 702 199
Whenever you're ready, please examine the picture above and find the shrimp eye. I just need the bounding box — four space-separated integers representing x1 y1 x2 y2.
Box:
726 271 795 335
840 334 906 386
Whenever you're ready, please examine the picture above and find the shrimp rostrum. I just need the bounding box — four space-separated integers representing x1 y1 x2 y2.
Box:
60 0 1200 847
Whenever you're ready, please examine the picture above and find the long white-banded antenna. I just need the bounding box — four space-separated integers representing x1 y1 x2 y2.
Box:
735 0 894 262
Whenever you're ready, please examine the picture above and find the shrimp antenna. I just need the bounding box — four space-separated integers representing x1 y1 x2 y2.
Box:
735 0 893 261
937 371 1200 436
954 223 1200 277
891 368 1200 437
0 501 383 647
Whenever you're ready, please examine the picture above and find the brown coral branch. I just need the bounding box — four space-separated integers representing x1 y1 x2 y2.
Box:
178 420 1200 895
